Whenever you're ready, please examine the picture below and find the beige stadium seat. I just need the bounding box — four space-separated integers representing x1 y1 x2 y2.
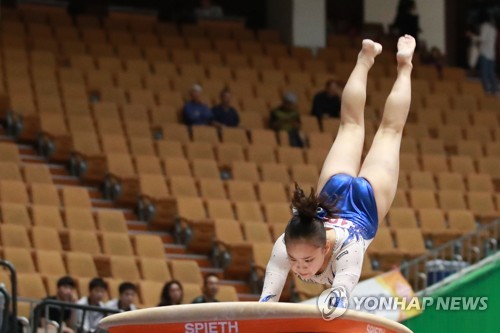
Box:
37 250 67 277
0 162 23 181
192 159 220 179
438 191 467 211
1 203 31 227
31 226 63 252
169 260 204 285
409 189 438 209
436 173 466 192
366 228 405 271
387 207 418 230
0 181 29 204
17 273 47 299
65 207 96 231
418 208 458 246
264 203 292 224
169 176 199 198
134 234 165 259
139 280 164 307
231 161 260 183
4 248 36 273
110 256 141 281
227 181 258 202
139 258 171 282
257 181 288 203
1 224 31 248
31 205 64 229
61 186 92 208
234 202 265 223
23 164 53 184
261 163 291 185
199 179 227 199
102 233 135 256
277 147 306 167
247 145 277 165
216 144 246 168
214 219 253 277
96 210 128 233
207 199 236 220
185 142 216 160
66 252 99 278
68 230 102 255
243 222 273 243
409 171 436 190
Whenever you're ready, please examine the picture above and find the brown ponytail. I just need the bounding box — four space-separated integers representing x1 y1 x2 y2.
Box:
284 183 340 247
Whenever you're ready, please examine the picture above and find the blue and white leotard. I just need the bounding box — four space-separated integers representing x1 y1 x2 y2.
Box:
259 174 379 302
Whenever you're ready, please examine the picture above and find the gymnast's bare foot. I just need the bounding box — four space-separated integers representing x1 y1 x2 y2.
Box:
358 39 382 67
396 34 416 69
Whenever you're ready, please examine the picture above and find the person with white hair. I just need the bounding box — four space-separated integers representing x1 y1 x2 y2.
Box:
182 84 213 126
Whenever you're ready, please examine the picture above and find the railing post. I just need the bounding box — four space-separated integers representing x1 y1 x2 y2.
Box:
0 261 17 333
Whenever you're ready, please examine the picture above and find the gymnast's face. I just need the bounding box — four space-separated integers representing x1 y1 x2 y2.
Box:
286 241 330 279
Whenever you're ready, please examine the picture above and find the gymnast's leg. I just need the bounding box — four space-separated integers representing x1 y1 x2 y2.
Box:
358 35 416 223
316 40 382 194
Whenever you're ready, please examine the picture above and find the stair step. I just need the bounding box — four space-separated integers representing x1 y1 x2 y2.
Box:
200 267 224 275
52 176 81 186
123 210 139 221
127 221 148 232
238 293 260 302
164 244 187 255
20 154 46 163
221 280 252 294
167 253 212 268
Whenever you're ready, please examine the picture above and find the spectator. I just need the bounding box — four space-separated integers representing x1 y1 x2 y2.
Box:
212 89 240 127
40 276 77 333
182 84 213 126
311 79 342 120
76 278 108 332
192 274 220 303
195 0 224 20
391 0 421 47
105 282 137 312
467 9 498 95
269 92 303 147
158 280 184 306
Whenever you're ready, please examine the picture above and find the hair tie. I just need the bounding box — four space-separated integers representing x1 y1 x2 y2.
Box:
316 206 327 220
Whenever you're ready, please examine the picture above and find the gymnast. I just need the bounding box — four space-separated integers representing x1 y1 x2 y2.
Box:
259 35 416 307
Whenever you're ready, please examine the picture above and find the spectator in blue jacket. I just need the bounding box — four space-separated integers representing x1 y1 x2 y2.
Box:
182 84 213 126
212 89 240 127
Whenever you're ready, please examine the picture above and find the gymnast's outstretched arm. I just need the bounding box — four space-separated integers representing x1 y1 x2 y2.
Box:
259 234 291 302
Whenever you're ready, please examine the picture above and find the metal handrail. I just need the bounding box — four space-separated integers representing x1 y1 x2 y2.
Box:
32 299 120 333
399 219 499 293
0 286 11 333
0 260 17 333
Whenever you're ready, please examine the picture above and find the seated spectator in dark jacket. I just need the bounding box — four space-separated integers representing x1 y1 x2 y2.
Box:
311 79 342 119
41 276 77 333
192 274 220 303
182 84 213 126
270 92 303 147
195 0 224 20
212 89 240 127
105 282 137 312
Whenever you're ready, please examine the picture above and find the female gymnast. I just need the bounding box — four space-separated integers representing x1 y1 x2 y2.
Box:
259 35 416 306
